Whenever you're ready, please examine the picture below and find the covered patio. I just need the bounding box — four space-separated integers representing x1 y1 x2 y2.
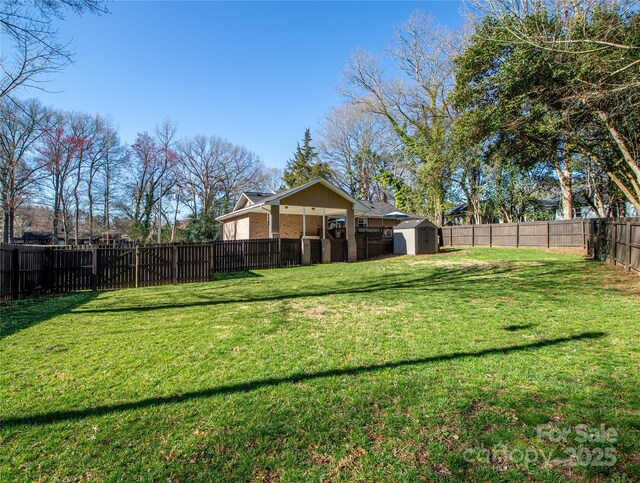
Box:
216 179 371 262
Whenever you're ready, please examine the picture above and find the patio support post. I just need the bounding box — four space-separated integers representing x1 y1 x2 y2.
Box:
302 206 306 238
301 238 311 265
322 239 331 264
321 207 330 264
270 205 280 238
346 207 357 262
322 208 326 239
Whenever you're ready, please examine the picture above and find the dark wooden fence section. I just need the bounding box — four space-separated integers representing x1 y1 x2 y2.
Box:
309 240 322 265
441 217 640 274
441 219 588 248
330 239 347 262
589 218 640 273
356 233 393 260
0 238 304 301
281 239 302 267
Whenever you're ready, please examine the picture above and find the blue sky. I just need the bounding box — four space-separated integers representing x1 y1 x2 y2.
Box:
35 1 463 169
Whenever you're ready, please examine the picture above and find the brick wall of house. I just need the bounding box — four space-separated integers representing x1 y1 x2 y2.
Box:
279 214 323 238
222 212 324 240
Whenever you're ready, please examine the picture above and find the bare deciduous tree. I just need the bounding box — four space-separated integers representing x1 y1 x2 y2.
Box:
0 0 107 100
0 98 46 242
319 103 402 202
342 12 462 222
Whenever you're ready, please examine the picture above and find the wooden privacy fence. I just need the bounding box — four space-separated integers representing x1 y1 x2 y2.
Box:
441 217 640 274
589 218 640 273
441 219 588 248
0 238 302 301
356 232 394 261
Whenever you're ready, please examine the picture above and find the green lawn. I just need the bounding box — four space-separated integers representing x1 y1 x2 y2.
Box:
1 248 639 481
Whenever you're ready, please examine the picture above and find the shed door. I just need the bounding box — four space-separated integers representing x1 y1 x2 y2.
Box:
419 227 437 254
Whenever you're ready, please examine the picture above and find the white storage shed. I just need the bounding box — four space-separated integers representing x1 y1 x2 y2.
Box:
393 218 439 255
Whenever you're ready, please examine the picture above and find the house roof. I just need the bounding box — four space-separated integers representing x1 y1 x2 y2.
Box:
232 191 276 211
358 201 418 219
217 178 371 221
445 203 468 217
22 231 56 240
243 192 275 204
395 218 437 230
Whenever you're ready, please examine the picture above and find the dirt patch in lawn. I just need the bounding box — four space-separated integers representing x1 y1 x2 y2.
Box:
599 267 640 297
291 301 406 322
409 258 494 269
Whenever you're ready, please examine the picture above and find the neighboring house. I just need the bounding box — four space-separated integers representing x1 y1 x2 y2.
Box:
444 202 498 225
443 192 639 225
216 178 418 241
21 231 65 245
356 201 419 227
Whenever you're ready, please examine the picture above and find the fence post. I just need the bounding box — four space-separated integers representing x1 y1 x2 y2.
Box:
489 224 492 248
611 221 617 265
581 220 586 249
471 225 475 247
366 234 369 259
91 248 98 291
209 242 215 277
627 221 632 272
515 223 520 248
135 246 139 288
172 244 179 284
546 222 550 249
590 220 596 257
212 242 218 274
42 247 51 295
277 238 282 267
11 248 19 300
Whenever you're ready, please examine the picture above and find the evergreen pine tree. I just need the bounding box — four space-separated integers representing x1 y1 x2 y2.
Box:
282 128 331 188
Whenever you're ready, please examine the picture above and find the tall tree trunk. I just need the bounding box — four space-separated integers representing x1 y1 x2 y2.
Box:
598 111 640 181
74 187 80 245
104 154 110 243
157 179 163 244
3 208 9 243
53 179 61 241
553 160 573 219
171 191 179 242
88 172 94 239
8 207 14 242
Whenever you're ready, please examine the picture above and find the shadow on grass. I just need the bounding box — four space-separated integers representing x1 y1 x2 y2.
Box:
72 259 588 315
0 292 99 340
0 331 605 427
212 271 263 281
437 248 465 253
503 323 537 332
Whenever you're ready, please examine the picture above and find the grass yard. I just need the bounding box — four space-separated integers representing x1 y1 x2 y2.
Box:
1 248 639 481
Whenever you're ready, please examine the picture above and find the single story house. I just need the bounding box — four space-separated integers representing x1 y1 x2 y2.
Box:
216 178 418 241
216 179 420 262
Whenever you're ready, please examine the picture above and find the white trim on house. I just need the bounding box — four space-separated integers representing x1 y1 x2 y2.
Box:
232 193 253 212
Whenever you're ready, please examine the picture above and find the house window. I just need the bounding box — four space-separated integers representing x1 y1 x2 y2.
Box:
357 217 368 228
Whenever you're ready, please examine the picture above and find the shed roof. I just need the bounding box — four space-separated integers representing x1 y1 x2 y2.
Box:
394 218 438 230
